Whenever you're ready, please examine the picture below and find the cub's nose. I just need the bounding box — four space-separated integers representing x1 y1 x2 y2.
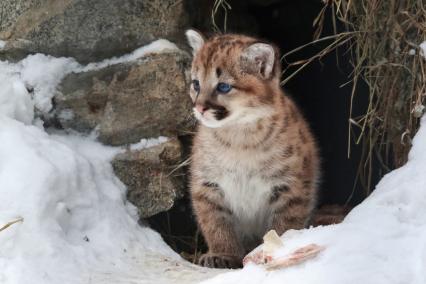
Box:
195 104 209 114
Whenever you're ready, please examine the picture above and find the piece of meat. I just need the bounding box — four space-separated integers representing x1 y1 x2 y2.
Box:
265 243 325 270
243 230 325 270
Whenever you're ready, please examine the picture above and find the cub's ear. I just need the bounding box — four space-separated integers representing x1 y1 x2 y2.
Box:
185 29 205 55
240 43 276 79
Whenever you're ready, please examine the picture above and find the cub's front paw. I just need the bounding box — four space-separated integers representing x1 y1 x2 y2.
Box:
198 253 242 269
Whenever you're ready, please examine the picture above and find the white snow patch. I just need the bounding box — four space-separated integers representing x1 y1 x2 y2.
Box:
21 55 81 113
0 62 34 124
0 55 79 115
420 41 426 59
130 136 169 151
57 109 75 121
0 40 6 49
78 39 180 72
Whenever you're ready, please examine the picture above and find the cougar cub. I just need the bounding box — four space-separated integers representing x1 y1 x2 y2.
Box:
186 30 320 269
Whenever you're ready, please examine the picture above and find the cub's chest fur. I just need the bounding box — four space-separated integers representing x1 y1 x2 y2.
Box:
217 168 273 237
198 121 287 215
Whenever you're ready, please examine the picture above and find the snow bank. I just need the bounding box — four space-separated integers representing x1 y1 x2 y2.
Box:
204 116 426 284
0 43 221 284
0 118 169 283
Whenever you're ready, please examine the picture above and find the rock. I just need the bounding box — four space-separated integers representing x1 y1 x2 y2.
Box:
54 50 193 146
0 0 190 63
0 0 40 33
112 138 185 218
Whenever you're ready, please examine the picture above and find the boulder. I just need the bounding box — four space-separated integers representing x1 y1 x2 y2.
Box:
54 50 194 146
112 138 185 218
0 0 190 63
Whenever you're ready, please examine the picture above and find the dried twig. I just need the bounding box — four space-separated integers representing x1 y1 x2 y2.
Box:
0 217 24 233
211 0 232 33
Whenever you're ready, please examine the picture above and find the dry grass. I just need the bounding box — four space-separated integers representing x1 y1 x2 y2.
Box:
281 32 357 86
332 0 426 191
211 0 232 33
284 0 426 192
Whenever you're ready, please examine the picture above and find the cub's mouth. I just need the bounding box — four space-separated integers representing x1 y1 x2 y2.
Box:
193 102 230 128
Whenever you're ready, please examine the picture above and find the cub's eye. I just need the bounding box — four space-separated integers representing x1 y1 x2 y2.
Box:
216 82 232 93
192 80 200 93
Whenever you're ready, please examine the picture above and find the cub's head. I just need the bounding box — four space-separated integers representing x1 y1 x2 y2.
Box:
185 30 281 128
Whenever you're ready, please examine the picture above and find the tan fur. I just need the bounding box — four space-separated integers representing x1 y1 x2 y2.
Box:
186 31 320 269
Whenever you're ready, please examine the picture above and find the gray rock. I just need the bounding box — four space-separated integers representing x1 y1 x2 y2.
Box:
112 138 185 218
0 0 190 63
54 50 194 146
0 0 41 32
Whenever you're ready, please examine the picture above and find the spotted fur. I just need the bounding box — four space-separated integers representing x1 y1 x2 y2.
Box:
186 30 320 269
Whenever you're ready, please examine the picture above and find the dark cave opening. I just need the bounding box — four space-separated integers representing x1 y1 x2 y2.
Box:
147 0 383 260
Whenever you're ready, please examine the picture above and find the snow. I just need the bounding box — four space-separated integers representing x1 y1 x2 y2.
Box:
420 41 426 59
0 40 6 49
0 63 34 124
79 39 180 72
2 39 426 284
130 136 169 151
21 55 80 113
57 109 75 121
